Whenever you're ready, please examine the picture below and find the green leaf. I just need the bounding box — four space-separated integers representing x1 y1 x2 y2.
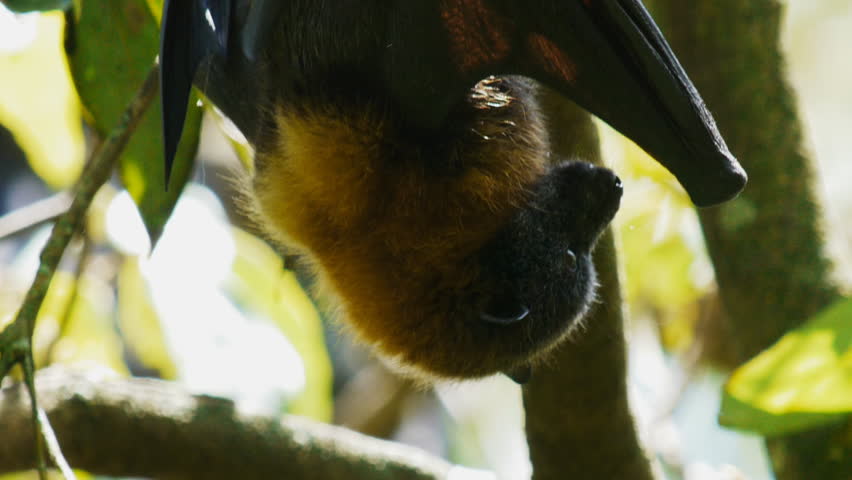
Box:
720 297 852 436
67 0 199 245
2 0 70 12
0 11 85 188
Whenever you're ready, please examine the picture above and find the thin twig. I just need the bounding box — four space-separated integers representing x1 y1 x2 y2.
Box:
0 192 71 240
0 61 161 478
23 354 47 480
37 407 77 480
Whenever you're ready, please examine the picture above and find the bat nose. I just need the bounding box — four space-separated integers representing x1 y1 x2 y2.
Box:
591 166 623 197
589 168 623 220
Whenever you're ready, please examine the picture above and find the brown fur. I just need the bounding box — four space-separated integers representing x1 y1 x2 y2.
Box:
245 77 555 381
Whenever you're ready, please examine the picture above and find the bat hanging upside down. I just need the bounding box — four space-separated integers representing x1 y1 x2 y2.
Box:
159 0 746 383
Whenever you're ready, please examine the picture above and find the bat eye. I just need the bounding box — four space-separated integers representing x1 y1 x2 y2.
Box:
566 249 578 272
480 302 530 325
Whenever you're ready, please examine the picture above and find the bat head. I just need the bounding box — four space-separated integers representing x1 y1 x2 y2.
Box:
400 160 621 381
477 161 622 375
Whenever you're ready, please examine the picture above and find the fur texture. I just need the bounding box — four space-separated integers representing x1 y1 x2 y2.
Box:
246 77 621 381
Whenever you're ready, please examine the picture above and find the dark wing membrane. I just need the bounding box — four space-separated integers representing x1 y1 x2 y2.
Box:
582 0 745 206
239 0 284 60
166 0 746 206
160 0 232 182
205 0 231 52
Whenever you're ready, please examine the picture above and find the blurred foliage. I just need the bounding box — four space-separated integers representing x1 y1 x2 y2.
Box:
0 0 70 13
105 186 333 421
0 470 91 480
0 10 84 188
0 0 330 436
31 269 128 373
117 256 178 379
0 233 127 377
720 297 852 436
227 228 334 420
606 129 714 354
67 0 200 244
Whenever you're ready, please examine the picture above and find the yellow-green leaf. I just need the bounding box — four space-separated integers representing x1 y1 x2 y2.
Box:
228 228 333 421
32 270 128 374
0 11 84 188
720 297 852 436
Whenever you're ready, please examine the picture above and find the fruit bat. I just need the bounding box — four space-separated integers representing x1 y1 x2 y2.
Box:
159 0 746 382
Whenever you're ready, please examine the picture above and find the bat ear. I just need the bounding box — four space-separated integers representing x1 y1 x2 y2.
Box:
160 0 232 184
515 0 746 207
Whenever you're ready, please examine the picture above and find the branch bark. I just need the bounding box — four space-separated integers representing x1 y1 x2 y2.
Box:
0 367 481 480
644 1 851 479
522 88 656 480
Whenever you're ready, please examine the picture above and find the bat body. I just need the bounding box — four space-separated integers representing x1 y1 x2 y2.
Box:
250 76 620 380
160 0 745 381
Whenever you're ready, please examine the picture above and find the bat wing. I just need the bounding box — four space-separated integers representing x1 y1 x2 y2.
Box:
161 0 285 181
383 0 745 207
161 1 746 206
161 0 229 181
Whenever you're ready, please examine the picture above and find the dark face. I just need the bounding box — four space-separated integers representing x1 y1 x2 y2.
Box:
477 161 622 369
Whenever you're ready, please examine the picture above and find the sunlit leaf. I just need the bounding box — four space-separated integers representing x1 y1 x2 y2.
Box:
720 297 852 436
67 0 200 244
0 11 84 188
228 228 333 421
205 104 254 172
144 0 162 23
117 256 177 379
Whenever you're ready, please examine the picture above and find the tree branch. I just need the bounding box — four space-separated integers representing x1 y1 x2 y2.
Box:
522 88 656 480
0 367 483 480
0 193 71 240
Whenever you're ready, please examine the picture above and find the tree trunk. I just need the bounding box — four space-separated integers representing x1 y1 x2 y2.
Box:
644 1 850 478
522 87 657 480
